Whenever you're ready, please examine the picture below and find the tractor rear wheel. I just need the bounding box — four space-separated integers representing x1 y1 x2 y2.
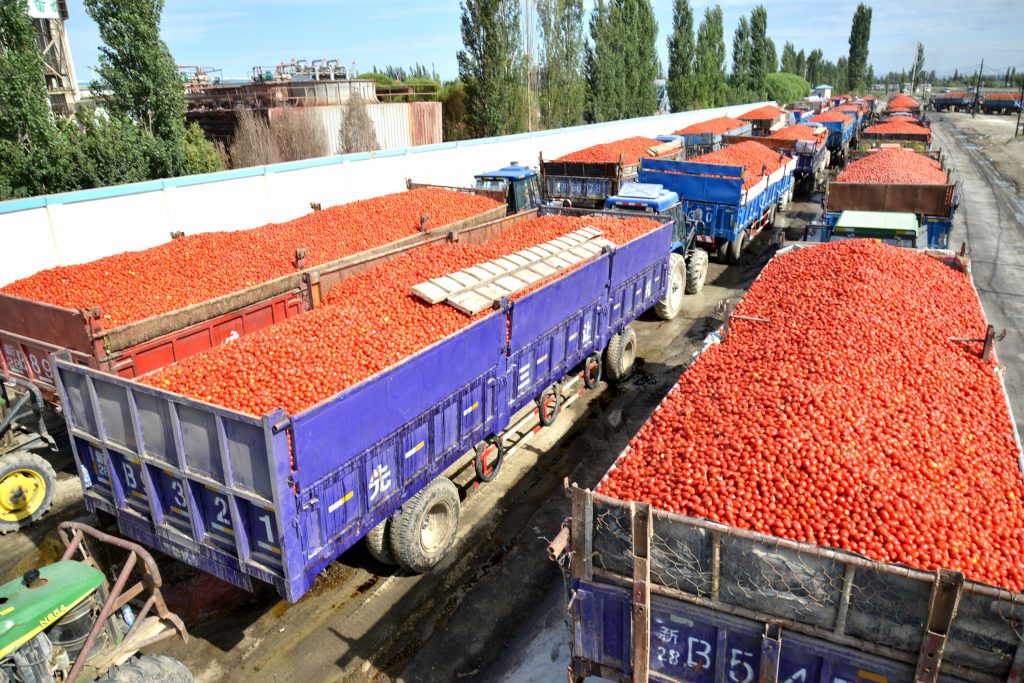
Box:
0 452 56 534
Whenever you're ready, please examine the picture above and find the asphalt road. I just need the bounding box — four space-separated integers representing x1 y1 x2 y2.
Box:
930 113 1024 433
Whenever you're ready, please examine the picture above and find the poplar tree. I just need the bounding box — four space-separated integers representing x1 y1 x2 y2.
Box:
795 49 806 79
693 5 726 108
730 17 752 95
666 0 696 112
587 0 659 121
748 5 772 97
537 0 587 128
84 0 220 175
586 0 625 121
626 0 659 117
806 49 824 85
781 42 798 74
847 3 872 92
458 0 529 136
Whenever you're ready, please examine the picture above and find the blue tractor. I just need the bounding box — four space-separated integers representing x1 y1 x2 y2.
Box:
603 182 709 319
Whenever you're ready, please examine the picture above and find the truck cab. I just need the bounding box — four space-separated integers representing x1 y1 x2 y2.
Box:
604 182 709 308
473 165 542 215
604 182 688 247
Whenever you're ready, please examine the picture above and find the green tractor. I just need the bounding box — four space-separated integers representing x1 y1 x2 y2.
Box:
0 522 192 682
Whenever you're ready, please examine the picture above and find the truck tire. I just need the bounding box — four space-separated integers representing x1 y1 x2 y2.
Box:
726 232 747 265
685 250 709 294
0 452 56 534
390 477 461 573
473 435 504 482
95 654 193 683
604 326 638 383
365 517 396 565
653 253 686 320
537 384 562 426
583 353 602 390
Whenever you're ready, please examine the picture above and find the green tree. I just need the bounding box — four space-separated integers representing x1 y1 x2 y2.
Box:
806 49 824 85
766 72 810 103
846 3 872 92
0 0 52 143
458 0 529 136
909 42 925 92
587 0 658 121
85 0 185 139
586 0 622 121
693 5 726 108
730 16 752 96
441 81 470 141
795 49 806 79
537 0 587 128
84 0 220 176
866 64 875 89
780 42 798 74
748 6 772 97
666 0 696 112
626 0 660 117
834 56 849 93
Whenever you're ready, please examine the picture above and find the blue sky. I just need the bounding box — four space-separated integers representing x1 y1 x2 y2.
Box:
64 1 1023 84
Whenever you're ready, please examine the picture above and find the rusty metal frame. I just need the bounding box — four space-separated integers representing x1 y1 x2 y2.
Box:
57 522 188 682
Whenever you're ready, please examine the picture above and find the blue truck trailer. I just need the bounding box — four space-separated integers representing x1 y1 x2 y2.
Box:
722 133 830 197
809 115 855 166
548 247 1024 683
51 209 680 602
822 158 957 248
637 155 795 265
540 140 684 210
656 121 751 158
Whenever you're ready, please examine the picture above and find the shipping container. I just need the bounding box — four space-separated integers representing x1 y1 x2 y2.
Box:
53 213 678 602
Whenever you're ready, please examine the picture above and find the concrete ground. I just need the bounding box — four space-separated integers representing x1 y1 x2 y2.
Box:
1 113 1020 682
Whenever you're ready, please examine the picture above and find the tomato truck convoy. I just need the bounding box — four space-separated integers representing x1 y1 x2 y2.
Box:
3 99 1009 680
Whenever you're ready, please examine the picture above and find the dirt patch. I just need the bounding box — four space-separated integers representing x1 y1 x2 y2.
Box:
939 113 1024 193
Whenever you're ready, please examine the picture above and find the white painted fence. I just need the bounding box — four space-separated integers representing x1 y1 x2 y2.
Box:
0 103 768 286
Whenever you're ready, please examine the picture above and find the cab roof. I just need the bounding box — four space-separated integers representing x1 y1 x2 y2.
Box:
474 165 536 180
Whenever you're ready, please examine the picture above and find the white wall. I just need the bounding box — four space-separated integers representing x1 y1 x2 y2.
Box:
0 103 768 286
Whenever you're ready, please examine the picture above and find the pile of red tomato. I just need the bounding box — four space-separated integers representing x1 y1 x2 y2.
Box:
837 147 947 185
555 137 667 166
1 188 502 329
809 111 853 124
672 116 746 136
864 121 932 138
738 105 786 121
768 125 828 143
690 141 792 191
142 214 658 417
597 240 1024 592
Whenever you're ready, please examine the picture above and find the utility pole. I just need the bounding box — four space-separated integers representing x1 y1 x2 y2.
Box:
972 59 984 118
